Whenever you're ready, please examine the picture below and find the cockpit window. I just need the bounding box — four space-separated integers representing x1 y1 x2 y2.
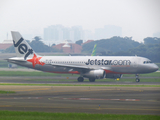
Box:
143 61 152 64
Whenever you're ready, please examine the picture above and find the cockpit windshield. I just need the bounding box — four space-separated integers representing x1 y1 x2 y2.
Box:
143 61 152 64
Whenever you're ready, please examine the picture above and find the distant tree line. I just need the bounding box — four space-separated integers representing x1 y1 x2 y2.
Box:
4 36 160 63
82 37 160 63
4 36 60 53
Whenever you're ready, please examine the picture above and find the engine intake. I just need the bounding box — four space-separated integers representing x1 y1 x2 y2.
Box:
83 69 106 79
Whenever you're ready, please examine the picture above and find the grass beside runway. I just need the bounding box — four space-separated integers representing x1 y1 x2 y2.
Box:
0 71 160 83
124 72 160 77
0 83 160 87
0 71 77 77
0 71 160 77
0 111 159 120
25 78 160 82
0 90 15 94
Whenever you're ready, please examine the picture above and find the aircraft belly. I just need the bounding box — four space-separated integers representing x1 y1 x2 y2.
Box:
35 64 79 74
109 66 137 74
10 61 34 69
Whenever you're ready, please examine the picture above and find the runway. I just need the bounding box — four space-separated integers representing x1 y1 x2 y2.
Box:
0 76 160 85
0 85 160 115
0 68 160 115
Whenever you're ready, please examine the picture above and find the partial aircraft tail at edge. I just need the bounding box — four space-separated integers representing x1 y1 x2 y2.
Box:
11 31 38 60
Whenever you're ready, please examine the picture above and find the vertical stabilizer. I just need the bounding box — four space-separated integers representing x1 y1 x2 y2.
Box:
11 31 37 60
91 44 97 56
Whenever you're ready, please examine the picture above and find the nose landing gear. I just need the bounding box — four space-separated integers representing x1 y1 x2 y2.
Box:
135 74 140 82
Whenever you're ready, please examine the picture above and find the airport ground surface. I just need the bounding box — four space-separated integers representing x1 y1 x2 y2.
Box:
0 68 160 115
0 68 160 85
1 76 160 85
0 85 160 115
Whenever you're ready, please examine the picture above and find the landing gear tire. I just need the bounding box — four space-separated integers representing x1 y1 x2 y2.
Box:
77 77 84 82
89 78 95 82
135 74 140 82
136 78 140 82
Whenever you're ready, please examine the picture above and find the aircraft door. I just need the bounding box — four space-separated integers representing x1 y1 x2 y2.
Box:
133 57 138 67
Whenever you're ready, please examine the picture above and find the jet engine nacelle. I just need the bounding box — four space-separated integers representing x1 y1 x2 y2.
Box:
83 69 106 79
105 74 122 79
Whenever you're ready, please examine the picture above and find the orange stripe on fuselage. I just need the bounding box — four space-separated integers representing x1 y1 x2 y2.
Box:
104 69 129 74
47 70 129 75
46 71 80 74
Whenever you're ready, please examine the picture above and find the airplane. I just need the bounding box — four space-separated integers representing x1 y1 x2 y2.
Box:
7 31 159 82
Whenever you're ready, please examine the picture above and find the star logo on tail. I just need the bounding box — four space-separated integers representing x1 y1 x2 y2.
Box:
27 54 45 68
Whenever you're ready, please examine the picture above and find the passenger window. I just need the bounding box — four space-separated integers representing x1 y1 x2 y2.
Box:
143 61 152 64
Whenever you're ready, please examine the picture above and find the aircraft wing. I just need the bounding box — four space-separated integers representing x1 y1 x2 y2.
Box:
50 63 95 73
51 63 91 69
50 63 112 73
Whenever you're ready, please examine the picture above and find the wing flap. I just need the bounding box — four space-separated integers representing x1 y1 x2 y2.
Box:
51 63 90 69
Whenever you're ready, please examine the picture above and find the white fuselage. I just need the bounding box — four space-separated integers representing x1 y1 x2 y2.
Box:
8 56 158 75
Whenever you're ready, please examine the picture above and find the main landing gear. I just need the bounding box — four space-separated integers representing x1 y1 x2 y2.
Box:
77 77 84 82
135 74 140 82
77 77 96 82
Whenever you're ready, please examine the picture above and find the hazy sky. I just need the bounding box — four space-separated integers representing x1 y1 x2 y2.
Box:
0 0 160 42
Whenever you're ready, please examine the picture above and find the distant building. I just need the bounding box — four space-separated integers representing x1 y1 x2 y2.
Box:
44 25 84 42
52 40 82 53
95 25 122 40
0 40 13 52
2 40 12 44
71 26 84 41
82 40 94 45
44 24 122 43
84 30 94 40
44 25 64 41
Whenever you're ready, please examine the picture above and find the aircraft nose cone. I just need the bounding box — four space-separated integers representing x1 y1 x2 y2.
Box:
152 64 159 72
